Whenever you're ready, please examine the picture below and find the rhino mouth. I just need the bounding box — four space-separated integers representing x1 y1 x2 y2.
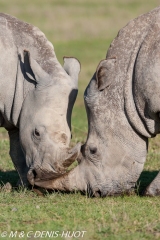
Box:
27 167 65 186
27 142 81 186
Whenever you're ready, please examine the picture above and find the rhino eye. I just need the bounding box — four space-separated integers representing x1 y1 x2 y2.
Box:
34 129 40 137
89 146 97 154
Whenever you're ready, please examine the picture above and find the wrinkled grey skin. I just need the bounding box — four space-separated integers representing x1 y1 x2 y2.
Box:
33 7 160 196
0 13 81 186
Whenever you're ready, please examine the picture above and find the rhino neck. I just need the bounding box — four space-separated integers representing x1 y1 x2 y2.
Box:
123 42 153 138
11 58 36 127
0 51 36 129
106 8 158 138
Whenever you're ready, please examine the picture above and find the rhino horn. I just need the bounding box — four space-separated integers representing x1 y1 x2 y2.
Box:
27 142 81 185
62 142 81 168
34 165 84 192
52 142 81 173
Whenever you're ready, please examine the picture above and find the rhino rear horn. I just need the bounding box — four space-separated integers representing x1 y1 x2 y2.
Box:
63 57 81 88
62 142 81 168
23 50 49 83
44 142 81 177
48 143 81 175
96 57 116 91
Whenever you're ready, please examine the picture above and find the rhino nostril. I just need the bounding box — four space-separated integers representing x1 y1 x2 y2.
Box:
81 144 85 153
94 190 101 197
32 170 37 179
27 169 36 186
94 189 107 197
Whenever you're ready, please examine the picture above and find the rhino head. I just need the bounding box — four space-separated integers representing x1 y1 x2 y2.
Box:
19 50 81 185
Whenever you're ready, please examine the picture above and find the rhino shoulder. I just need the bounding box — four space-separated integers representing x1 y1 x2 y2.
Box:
107 6 160 61
0 13 56 75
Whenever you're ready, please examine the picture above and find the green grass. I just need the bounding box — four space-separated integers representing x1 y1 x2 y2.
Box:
0 191 160 240
0 0 160 239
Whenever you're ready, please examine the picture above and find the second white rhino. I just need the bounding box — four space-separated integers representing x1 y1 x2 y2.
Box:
33 6 160 197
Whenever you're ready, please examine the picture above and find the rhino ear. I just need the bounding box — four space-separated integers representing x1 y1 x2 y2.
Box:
96 58 116 91
63 57 81 87
23 50 49 83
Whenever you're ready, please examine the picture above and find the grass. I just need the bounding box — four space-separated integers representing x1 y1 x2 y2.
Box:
0 192 160 240
0 0 160 239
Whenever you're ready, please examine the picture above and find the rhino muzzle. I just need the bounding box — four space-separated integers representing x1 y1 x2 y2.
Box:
27 142 81 185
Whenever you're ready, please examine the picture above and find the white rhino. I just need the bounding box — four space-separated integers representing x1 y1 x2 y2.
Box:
33 6 160 196
0 13 81 186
